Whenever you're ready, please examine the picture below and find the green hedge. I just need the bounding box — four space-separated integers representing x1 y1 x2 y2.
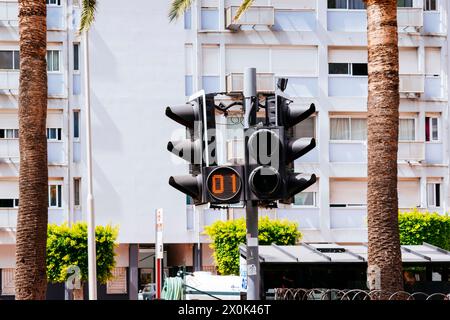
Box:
399 209 450 250
204 217 301 275
47 222 118 284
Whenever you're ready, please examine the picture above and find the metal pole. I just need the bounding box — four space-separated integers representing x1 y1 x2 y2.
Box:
83 30 97 300
243 68 260 300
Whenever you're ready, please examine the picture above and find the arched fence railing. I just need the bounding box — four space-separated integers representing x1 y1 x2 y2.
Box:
274 288 450 301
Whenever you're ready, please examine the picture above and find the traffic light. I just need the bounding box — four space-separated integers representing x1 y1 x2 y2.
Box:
203 165 245 204
275 79 317 202
245 126 284 201
166 91 217 204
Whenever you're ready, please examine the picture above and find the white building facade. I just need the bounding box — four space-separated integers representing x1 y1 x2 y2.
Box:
0 0 448 298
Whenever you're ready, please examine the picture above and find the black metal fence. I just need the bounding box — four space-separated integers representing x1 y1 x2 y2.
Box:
273 288 450 300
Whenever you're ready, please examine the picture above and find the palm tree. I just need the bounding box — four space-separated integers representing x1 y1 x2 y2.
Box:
79 0 97 33
365 0 403 296
169 0 404 296
15 0 49 300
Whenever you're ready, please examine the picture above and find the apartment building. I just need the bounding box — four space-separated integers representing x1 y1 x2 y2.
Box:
187 0 449 243
0 0 449 299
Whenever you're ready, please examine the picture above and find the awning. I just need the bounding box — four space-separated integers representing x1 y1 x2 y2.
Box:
239 242 450 264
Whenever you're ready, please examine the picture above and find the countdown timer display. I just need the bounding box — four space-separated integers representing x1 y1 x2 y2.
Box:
206 167 242 201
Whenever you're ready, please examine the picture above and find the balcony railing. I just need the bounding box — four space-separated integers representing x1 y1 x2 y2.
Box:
0 139 19 159
226 72 275 93
399 74 425 95
0 71 19 94
0 208 17 228
225 6 274 30
397 7 423 31
398 141 425 162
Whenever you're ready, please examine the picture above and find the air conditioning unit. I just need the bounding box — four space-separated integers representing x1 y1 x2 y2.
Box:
226 73 275 93
225 6 274 30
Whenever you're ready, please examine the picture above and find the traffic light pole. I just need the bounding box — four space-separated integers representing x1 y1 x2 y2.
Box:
244 68 260 300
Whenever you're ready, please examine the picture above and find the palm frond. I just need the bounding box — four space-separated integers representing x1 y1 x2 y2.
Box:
169 0 193 22
79 0 97 34
234 0 254 22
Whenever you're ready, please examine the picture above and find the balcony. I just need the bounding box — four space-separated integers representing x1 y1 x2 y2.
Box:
425 143 443 164
0 71 19 94
0 71 65 96
225 6 274 30
0 139 19 159
0 208 17 229
47 6 64 30
226 73 275 93
328 76 367 97
0 208 65 229
397 7 423 32
281 77 318 98
330 207 367 229
399 74 425 96
327 10 366 32
398 141 425 162
48 141 65 164
276 207 320 230
0 1 19 27
329 142 367 163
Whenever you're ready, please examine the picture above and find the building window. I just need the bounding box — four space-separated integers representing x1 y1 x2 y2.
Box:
294 192 316 206
425 117 439 142
49 184 62 208
0 51 20 70
0 129 19 139
424 0 437 11
328 0 366 9
330 118 367 141
0 199 19 208
427 183 440 208
329 63 368 76
73 110 80 139
399 119 415 141
74 178 80 207
73 43 79 71
184 9 192 29
46 0 61 5
47 128 62 141
397 0 413 7
47 50 60 72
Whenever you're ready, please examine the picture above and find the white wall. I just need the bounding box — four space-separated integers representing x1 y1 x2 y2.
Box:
88 0 189 243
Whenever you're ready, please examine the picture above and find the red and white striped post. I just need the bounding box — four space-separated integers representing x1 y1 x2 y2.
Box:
155 208 164 299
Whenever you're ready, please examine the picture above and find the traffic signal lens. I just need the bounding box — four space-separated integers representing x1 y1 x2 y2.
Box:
249 166 281 197
206 167 242 201
248 129 281 165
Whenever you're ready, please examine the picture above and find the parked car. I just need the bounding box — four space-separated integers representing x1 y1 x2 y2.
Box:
138 283 156 300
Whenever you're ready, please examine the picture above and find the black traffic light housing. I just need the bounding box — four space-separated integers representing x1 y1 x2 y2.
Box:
245 126 285 201
275 82 317 203
166 92 217 204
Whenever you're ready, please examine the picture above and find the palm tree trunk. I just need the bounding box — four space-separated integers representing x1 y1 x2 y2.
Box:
15 0 49 300
366 0 404 297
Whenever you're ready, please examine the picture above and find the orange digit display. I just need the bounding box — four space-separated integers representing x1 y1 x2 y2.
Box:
212 174 224 194
231 174 237 193
207 167 242 201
